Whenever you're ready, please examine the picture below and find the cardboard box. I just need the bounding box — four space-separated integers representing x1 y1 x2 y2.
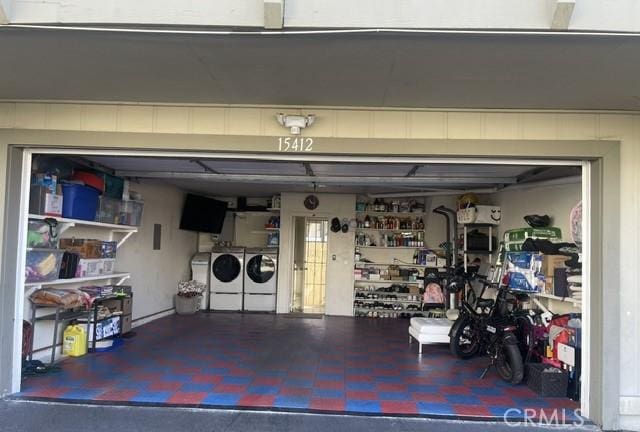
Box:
540 255 567 277
29 185 63 217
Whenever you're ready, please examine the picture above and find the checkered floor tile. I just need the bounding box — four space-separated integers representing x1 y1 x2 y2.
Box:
18 313 579 421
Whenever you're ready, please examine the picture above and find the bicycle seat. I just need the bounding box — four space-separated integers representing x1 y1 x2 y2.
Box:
476 298 495 309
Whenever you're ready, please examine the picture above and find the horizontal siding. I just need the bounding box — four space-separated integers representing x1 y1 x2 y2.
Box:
0 102 617 141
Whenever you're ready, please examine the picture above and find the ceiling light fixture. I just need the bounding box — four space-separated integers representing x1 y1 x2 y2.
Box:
276 113 315 135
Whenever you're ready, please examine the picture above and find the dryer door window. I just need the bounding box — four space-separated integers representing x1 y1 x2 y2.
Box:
246 255 275 283
212 254 241 282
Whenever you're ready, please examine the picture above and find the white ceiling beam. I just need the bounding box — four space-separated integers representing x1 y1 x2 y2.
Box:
264 0 284 29
114 170 518 186
551 0 576 30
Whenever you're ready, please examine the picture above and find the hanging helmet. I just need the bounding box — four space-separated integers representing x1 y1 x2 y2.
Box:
457 193 479 209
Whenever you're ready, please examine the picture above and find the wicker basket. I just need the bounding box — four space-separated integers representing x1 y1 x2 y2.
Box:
175 295 201 315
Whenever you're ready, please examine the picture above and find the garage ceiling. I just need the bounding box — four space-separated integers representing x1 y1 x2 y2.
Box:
1 28 640 109
81 155 580 196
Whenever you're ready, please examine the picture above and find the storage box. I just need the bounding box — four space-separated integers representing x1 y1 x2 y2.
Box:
27 219 58 248
457 206 501 225
96 196 123 224
120 200 144 226
29 185 63 217
504 227 562 242
75 258 116 278
25 249 64 283
61 183 100 221
526 363 569 397
59 239 117 259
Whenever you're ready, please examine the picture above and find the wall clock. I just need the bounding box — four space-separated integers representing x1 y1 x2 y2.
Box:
304 195 319 210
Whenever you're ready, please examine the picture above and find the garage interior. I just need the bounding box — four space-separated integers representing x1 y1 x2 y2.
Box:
16 152 584 421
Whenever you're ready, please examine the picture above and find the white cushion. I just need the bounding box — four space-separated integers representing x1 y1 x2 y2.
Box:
410 317 453 335
409 325 450 344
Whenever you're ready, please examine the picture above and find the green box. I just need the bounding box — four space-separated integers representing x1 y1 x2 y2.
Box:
503 227 562 242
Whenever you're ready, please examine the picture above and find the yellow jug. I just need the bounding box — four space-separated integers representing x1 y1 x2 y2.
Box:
63 325 87 357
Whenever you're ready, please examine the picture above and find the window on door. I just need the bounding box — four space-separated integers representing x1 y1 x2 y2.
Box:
291 218 328 314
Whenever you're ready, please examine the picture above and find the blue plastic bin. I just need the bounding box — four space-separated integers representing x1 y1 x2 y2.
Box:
61 183 100 221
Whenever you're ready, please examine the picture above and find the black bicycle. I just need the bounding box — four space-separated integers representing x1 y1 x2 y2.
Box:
448 273 525 385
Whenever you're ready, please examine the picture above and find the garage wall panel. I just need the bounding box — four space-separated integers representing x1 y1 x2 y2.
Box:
0 103 15 129
154 106 190 134
226 107 261 136
447 112 483 139
80 105 118 132
521 113 558 140
14 103 46 130
190 107 226 135
116 105 154 133
335 110 372 138
372 111 407 138
558 114 599 140
407 112 447 139
483 113 521 139
45 104 82 131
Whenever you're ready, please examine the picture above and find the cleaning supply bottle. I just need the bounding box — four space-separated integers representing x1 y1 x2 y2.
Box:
63 324 87 357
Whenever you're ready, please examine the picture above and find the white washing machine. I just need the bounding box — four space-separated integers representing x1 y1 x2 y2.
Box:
210 247 245 311
243 247 278 312
190 253 211 310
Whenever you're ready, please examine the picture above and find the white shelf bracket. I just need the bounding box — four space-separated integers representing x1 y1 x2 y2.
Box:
116 231 135 249
116 274 131 286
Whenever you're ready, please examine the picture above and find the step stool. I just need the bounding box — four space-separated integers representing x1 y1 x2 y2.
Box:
408 317 452 354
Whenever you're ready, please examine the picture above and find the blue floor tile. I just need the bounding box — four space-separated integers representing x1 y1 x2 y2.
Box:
417 402 456 416
248 385 279 395
130 391 172 403
202 393 242 406
274 396 311 409
346 400 381 413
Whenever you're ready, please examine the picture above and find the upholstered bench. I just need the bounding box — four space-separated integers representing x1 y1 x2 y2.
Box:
408 317 452 354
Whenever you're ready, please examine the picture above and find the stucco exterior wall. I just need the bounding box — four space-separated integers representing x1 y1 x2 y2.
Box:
0 102 637 429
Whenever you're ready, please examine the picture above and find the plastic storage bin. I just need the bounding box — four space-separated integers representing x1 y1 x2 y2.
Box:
61 183 100 221
27 219 58 248
526 363 569 397
121 200 144 226
96 196 123 224
25 248 64 283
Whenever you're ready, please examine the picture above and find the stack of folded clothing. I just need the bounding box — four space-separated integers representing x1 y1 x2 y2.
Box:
567 274 582 301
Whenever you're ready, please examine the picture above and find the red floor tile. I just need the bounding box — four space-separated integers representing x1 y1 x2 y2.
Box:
310 398 345 411
215 384 248 393
453 404 493 417
411 393 447 403
238 394 276 407
279 387 312 396
192 374 223 384
253 377 282 386
167 391 208 404
440 385 472 395
478 395 516 406
149 381 182 391
345 391 377 400
380 401 418 415
95 389 140 401
376 383 407 392
315 380 344 390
